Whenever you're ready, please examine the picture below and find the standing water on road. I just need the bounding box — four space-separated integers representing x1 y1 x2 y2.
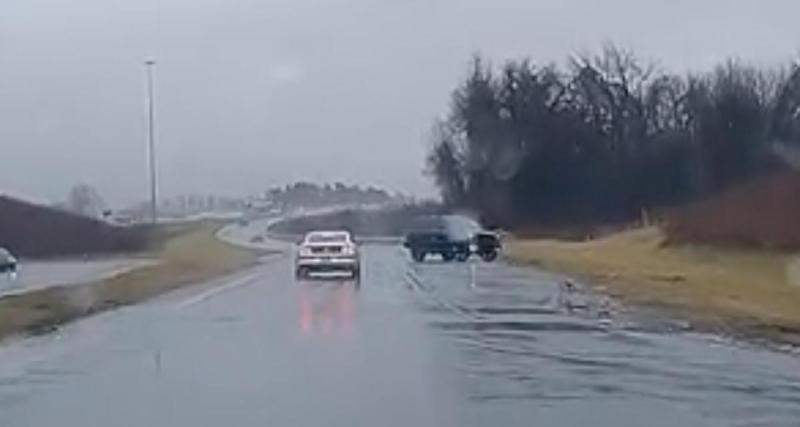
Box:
0 245 799 426
405 255 800 427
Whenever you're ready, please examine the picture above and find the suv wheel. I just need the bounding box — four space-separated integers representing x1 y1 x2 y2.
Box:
480 250 498 262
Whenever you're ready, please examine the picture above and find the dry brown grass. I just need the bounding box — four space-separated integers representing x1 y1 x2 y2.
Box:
0 224 265 339
665 171 800 251
506 227 800 339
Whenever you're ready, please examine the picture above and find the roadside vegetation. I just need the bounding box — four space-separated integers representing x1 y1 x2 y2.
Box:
427 45 800 232
0 223 263 341
665 171 800 250
506 228 800 344
426 46 800 341
264 182 403 212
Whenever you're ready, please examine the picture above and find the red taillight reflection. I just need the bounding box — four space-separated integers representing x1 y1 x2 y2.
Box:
299 287 313 335
296 282 357 338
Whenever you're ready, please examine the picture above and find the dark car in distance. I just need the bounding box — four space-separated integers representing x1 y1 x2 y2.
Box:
403 230 471 262
403 229 501 263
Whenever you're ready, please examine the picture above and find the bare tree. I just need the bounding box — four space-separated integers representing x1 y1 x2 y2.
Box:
426 48 796 228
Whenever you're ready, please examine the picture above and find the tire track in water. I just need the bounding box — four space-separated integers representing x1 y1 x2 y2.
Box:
403 258 800 426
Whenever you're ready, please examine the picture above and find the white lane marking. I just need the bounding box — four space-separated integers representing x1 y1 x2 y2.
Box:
470 263 477 289
405 268 424 288
176 273 260 310
403 268 478 321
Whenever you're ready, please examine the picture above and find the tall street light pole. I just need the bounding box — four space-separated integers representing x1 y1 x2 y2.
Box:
145 59 158 224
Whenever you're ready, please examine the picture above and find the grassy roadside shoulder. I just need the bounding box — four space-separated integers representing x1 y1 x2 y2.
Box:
0 223 270 340
506 227 800 344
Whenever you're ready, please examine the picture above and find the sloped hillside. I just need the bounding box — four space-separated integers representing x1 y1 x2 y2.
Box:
0 196 151 258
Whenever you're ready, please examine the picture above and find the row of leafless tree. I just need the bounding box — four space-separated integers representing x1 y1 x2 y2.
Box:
427 45 800 227
265 182 395 210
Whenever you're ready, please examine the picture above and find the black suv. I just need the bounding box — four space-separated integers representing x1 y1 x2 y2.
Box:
402 229 501 263
472 231 501 262
403 230 470 262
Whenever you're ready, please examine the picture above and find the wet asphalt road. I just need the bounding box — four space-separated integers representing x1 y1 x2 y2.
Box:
1 245 800 426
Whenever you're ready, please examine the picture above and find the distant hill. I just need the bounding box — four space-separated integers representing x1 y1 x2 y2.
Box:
263 182 400 211
0 195 151 258
267 204 449 238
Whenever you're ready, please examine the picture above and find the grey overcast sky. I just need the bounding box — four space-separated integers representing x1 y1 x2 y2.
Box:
1 0 799 206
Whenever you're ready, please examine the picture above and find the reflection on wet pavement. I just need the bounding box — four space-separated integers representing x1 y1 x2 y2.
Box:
296 280 358 338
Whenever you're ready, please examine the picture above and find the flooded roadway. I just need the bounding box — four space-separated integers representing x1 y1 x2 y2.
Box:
1 244 800 426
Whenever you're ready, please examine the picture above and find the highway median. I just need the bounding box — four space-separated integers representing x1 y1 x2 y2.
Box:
0 223 269 341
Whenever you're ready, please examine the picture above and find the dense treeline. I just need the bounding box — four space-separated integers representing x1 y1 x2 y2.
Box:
427 46 800 228
265 182 397 210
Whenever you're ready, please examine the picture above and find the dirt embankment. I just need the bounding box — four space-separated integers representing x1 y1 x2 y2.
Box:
664 171 800 250
0 224 265 340
0 196 151 258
